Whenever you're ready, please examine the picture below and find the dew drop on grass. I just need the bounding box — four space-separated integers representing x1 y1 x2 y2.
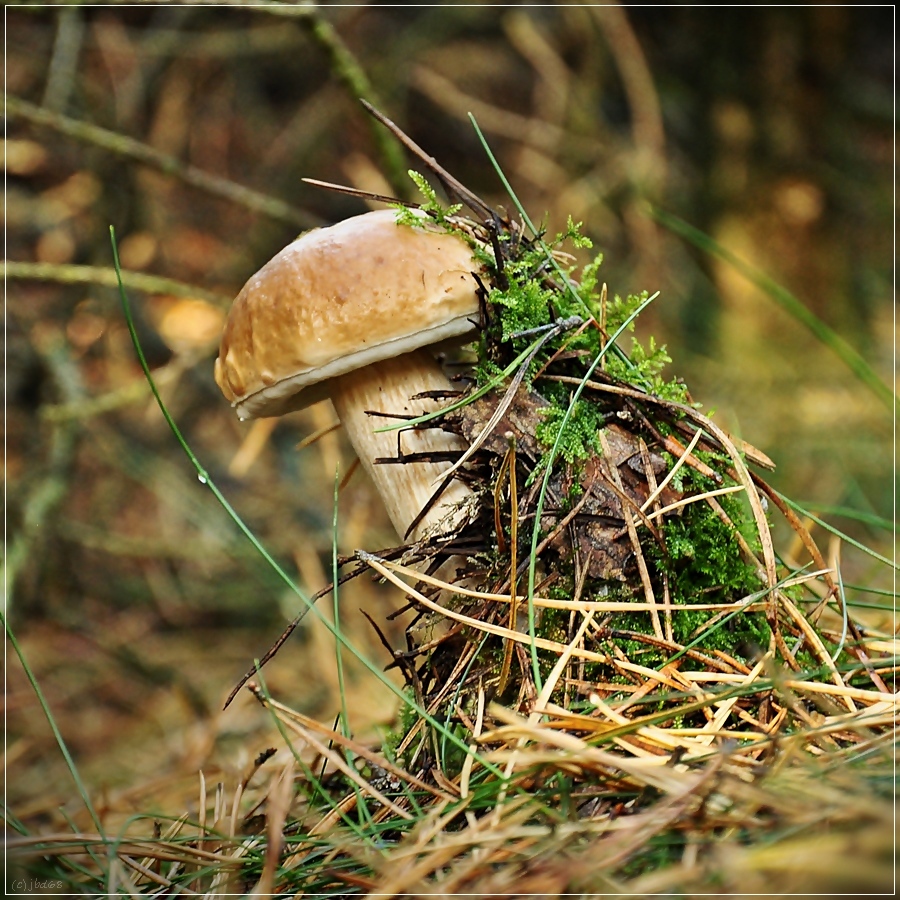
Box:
198 474 208 485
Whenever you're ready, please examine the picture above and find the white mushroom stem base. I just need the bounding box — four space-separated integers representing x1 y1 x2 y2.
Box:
330 348 473 543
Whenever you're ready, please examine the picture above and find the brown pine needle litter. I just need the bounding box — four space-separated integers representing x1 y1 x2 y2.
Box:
9 108 896 896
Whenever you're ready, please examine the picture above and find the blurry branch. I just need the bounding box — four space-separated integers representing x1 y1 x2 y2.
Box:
224 0 407 193
592 4 666 284
652 207 897 413
413 67 569 154
592 4 666 193
40 357 187 424
56 519 232 561
290 8 408 195
503 12 570 138
7 96 319 230
139 24 306 57
4 260 232 307
42 6 84 112
4 332 82 607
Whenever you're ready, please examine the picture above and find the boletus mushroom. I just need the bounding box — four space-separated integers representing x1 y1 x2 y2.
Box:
215 208 482 542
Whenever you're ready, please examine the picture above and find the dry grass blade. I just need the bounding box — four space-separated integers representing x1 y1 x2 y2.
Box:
250 691 454 802
640 424 703 511
7 833 250 867
369 552 775 613
249 759 293 896
644 483 746 521
301 176 416 208
496 437 519 695
361 551 697 682
777 590 856 711
481 704 714 795
248 684 413 821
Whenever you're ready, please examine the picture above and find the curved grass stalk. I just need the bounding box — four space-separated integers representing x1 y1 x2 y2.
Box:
2 615 105 837
651 206 895 412
776 492 896 570
110 225 504 782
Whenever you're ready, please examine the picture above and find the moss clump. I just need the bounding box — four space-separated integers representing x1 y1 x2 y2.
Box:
534 400 607 467
387 172 787 722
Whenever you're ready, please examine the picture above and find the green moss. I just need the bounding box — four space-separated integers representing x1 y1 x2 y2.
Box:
661 502 758 599
490 274 558 342
396 177 691 412
534 401 607 466
398 170 462 224
392 171 779 700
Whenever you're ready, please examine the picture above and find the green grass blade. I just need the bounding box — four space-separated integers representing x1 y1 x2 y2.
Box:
109 226 503 779
332 467 350 743
373 329 552 433
841 585 897 599
468 113 642 378
651 206 895 411
3 614 105 836
793 503 896 533
775 490 897 570
468 113 594 321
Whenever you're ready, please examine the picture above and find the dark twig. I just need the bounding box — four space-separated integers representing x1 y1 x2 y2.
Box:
223 545 420 709
301 177 417 209
360 100 499 223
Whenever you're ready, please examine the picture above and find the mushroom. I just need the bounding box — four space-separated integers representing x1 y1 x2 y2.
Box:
215 208 482 542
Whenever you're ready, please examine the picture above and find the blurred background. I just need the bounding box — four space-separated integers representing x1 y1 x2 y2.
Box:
6 4 893 827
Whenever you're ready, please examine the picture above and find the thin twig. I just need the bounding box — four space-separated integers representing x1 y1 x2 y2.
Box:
8 95 318 229
361 100 498 222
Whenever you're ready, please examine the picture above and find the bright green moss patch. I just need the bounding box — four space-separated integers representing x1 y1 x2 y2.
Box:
534 400 607 466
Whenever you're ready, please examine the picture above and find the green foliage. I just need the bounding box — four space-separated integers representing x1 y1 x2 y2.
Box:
554 215 594 250
661 499 760 600
396 172 687 411
613 473 771 663
605 290 650 334
381 687 421 759
577 253 604 319
535 400 606 465
489 265 556 342
599 292 690 403
399 170 462 224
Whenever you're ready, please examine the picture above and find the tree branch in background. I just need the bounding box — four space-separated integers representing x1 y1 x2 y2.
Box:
593 4 667 283
4 260 232 307
4 332 83 605
290 7 409 196
41 5 85 112
592 4 666 193
7 95 320 230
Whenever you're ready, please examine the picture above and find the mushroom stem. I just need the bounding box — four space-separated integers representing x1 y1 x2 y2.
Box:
330 348 473 542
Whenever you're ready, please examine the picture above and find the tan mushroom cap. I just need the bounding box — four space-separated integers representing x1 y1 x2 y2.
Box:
215 209 481 420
